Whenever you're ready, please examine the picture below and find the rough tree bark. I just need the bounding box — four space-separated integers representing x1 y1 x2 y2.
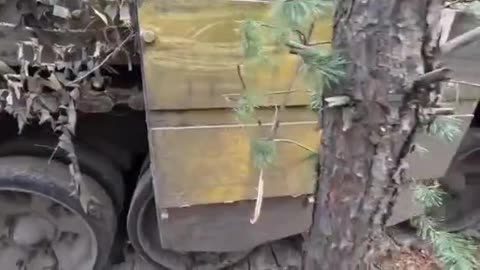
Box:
304 0 444 269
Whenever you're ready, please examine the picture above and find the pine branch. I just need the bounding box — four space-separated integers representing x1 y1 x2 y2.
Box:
414 183 479 270
237 0 344 224
414 182 446 209
428 116 463 143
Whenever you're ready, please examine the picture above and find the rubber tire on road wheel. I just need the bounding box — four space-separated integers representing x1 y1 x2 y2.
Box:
0 136 125 213
228 238 303 270
127 166 250 270
0 156 117 270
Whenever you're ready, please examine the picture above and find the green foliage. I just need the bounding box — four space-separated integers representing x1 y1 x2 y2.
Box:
414 183 446 209
414 216 479 270
301 50 346 109
271 0 332 30
233 93 264 122
428 116 463 143
251 139 277 169
307 87 323 111
237 0 342 225
414 113 478 269
414 183 479 270
300 49 347 90
240 20 264 60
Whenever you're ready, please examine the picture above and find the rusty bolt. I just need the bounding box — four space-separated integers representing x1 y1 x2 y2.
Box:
142 30 156 44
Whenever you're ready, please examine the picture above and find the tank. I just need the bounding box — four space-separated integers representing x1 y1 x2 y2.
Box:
0 1 478 269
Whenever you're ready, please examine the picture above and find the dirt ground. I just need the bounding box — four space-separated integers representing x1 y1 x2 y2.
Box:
376 248 440 270
110 246 441 270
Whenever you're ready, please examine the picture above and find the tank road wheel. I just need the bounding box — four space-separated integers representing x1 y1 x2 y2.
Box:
127 167 250 270
228 238 303 270
0 156 116 270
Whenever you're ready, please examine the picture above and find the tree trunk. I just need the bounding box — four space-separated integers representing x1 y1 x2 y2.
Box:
304 1 443 269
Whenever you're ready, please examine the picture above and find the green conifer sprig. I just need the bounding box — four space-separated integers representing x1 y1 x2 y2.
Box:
414 215 478 270
414 182 447 209
236 0 344 224
241 20 264 61
272 0 319 29
233 92 264 122
414 183 479 270
271 0 333 30
428 116 463 143
251 138 277 169
300 50 347 108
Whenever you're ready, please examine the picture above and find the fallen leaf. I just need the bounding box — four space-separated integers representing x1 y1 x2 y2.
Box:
53 5 71 19
58 132 74 155
70 88 80 100
5 93 13 106
27 77 41 93
39 109 52 125
25 93 37 116
66 100 77 135
78 180 101 216
0 60 15 75
38 95 59 112
44 73 62 91
92 7 109 25
14 108 27 134
104 4 118 21
119 4 131 23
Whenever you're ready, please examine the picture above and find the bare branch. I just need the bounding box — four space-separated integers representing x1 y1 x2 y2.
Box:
414 67 452 87
250 169 264 224
450 79 480 88
441 26 480 55
274 138 317 153
423 107 455 116
237 64 247 90
308 41 332 46
66 31 136 86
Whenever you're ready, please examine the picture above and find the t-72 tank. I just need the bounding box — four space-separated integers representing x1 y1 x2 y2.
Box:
0 1 478 269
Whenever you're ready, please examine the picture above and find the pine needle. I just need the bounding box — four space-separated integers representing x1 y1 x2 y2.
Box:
251 138 277 169
414 182 479 270
414 216 479 270
271 0 329 30
428 116 463 143
234 92 264 122
300 49 347 92
241 20 264 60
414 183 447 209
